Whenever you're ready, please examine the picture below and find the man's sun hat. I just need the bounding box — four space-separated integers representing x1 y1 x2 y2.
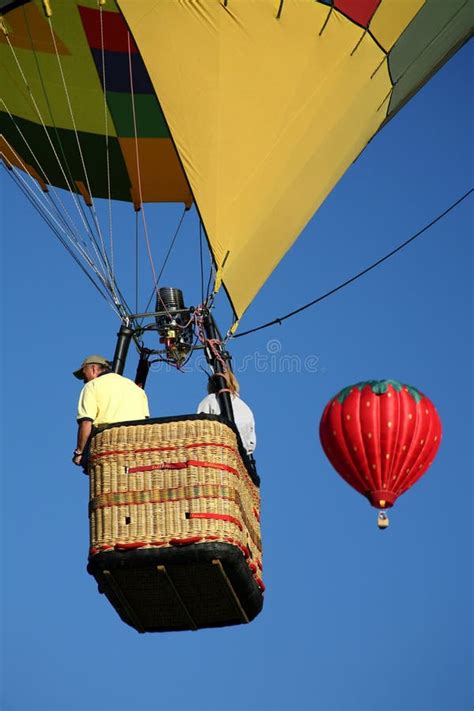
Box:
73 355 111 380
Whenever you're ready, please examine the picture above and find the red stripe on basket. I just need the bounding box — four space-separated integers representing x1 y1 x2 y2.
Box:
188 513 243 530
255 576 266 591
91 441 239 460
114 542 150 550
127 460 240 477
169 536 203 545
187 460 240 476
127 461 187 473
253 507 260 521
248 562 257 573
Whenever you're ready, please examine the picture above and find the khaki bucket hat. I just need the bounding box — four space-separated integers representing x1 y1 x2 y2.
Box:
73 355 111 380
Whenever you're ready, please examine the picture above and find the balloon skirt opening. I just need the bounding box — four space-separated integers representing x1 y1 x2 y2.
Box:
367 490 398 508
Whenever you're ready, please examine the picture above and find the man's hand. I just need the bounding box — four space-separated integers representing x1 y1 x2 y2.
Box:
72 449 83 466
74 420 92 471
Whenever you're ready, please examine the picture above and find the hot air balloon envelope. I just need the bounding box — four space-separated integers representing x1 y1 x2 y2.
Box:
319 380 442 509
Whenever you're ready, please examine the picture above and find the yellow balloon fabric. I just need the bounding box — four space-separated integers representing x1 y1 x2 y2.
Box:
117 0 424 323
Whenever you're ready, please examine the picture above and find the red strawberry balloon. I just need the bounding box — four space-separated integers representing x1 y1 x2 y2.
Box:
319 380 442 528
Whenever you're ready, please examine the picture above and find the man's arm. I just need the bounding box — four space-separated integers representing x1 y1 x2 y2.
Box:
73 419 92 467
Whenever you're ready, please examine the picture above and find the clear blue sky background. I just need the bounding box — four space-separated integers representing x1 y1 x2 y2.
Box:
1 40 472 711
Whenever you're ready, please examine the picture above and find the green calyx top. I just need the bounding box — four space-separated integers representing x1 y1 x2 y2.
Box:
336 380 423 405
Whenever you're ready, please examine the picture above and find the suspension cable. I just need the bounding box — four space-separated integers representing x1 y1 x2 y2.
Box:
3 33 100 252
143 207 187 314
16 6 106 265
2 10 134 323
233 188 473 339
46 14 120 305
199 220 205 304
3 162 118 310
135 210 139 314
2 26 122 309
99 2 115 277
127 31 158 296
1 109 92 255
1 136 117 296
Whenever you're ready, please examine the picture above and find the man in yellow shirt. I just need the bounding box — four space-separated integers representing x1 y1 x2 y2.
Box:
72 354 149 468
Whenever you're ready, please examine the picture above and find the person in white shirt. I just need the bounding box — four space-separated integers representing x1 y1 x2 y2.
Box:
197 370 256 456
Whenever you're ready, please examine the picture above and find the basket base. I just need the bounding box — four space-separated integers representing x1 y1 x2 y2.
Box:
88 542 264 632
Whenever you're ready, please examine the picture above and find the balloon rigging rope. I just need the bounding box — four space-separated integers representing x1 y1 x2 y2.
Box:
3 17 124 314
135 211 140 315
142 207 188 316
199 221 205 304
46 15 121 309
15 8 104 261
0 127 119 305
127 31 158 299
3 162 115 309
99 4 115 279
1 102 92 257
233 188 474 339
2 32 101 257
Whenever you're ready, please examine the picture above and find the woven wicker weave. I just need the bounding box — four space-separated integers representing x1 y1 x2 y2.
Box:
88 417 263 597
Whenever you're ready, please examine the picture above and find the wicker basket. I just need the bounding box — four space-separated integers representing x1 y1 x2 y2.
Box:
87 415 264 632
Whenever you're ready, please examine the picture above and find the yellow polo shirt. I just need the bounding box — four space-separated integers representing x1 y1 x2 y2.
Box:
77 373 150 426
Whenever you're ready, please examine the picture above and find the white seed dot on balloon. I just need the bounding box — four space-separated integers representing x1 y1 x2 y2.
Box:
434 436 438 442
406 468 410 473
333 430 337 436
346 414 351 421
353 446 358 452
366 401 371 407
420 439 424 445
408 414 413 420
388 392 392 398
425 409 429 415
385 453 390 459
372 464 376 469
393 475 396 480
367 433 372 439
387 421 392 428
402 445 407 451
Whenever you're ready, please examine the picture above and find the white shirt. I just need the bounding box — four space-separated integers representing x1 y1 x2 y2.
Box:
197 393 256 454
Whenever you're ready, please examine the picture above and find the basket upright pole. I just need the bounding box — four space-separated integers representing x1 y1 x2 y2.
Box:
135 350 151 388
202 312 235 423
112 324 134 375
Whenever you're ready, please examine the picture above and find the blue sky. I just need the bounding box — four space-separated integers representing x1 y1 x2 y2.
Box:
1 39 472 711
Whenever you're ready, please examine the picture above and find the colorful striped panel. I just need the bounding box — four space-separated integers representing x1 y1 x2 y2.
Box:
387 0 473 117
